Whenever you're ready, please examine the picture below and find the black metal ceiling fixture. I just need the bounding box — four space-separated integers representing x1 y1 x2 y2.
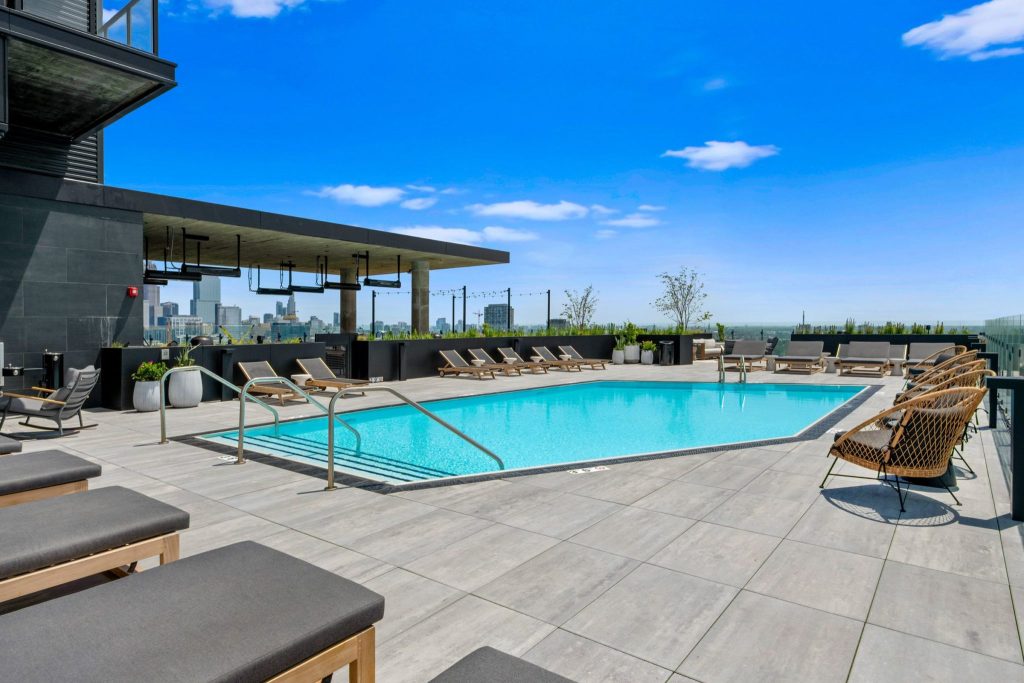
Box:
180 231 242 278
143 233 201 283
282 261 324 294
249 264 291 296
363 253 402 288
321 254 363 291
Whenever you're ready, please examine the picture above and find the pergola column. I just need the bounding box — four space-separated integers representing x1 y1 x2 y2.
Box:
339 268 357 332
411 260 430 333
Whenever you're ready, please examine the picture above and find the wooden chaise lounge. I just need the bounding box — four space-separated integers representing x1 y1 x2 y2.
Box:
557 345 607 370
532 346 584 371
497 347 549 373
468 349 523 376
773 341 826 374
836 341 893 377
238 361 303 404
430 646 573 682
0 541 385 682
0 450 101 509
296 357 370 395
0 486 188 604
721 340 768 372
438 350 498 379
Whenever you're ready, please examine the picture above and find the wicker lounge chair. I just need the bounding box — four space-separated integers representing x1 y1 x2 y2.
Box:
496 347 549 373
430 647 574 682
557 345 607 370
0 450 101 509
0 367 99 436
905 343 962 371
468 349 522 376
439 350 498 379
0 541 384 682
906 348 973 381
296 357 370 395
837 341 893 377
721 340 768 372
774 341 826 373
0 486 188 604
237 361 303 404
897 362 989 403
532 346 584 371
820 387 986 511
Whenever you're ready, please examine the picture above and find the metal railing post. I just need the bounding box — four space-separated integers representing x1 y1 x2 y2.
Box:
159 366 279 446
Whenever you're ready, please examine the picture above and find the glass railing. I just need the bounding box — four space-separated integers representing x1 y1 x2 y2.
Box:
100 0 158 54
984 314 1024 376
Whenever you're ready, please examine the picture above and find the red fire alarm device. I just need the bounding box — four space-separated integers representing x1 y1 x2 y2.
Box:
127 286 139 298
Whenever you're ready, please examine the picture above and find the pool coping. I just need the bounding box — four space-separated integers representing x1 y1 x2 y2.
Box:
175 381 882 494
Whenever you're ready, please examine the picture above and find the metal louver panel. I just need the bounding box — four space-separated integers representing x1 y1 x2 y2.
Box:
19 0 95 33
0 129 102 183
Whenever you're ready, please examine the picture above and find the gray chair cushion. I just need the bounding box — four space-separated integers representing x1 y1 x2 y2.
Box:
0 435 22 455
0 486 189 579
64 365 95 388
0 541 386 682
0 396 55 415
0 450 101 495
429 647 574 683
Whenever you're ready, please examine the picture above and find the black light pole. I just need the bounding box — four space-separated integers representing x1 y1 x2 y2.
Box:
506 287 511 330
546 289 551 330
451 294 456 334
371 290 377 337
461 286 467 332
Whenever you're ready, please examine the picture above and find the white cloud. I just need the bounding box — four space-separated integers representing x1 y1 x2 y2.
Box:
406 184 437 193
439 187 463 195
204 0 304 18
662 140 779 171
637 204 665 212
466 199 589 221
594 229 617 240
313 183 405 207
481 226 539 242
602 213 661 228
903 0 1024 61
400 197 439 210
703 77 728 91
589 204 618 215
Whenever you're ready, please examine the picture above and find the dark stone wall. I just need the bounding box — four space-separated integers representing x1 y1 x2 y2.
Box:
0 192 143 392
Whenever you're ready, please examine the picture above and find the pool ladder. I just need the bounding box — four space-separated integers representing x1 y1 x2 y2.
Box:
717 355 748 384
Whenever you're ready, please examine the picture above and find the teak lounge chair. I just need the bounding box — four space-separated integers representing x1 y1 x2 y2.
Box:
721 340 768 372
820 387 986 511
238 361 303 404
0 486 188 604
837 341 893 377
558 345 607 370
0 450 101 509
0 542 385 682
438 350 498 379
773 341 826 374
496 347 549 373
468 349 523 376
532 346 584 371
296 357 370 394
0 367 99 436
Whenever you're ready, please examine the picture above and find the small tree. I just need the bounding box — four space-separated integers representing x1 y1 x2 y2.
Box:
562 286 598 329
653 267 712 331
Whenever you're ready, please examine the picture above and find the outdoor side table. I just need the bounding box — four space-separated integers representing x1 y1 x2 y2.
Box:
825 357 840 374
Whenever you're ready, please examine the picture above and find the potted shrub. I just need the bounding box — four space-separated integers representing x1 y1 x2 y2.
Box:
623 322 641 364
131 361 168 413
612 336 626 365
640 340 657 365
167 347 202 408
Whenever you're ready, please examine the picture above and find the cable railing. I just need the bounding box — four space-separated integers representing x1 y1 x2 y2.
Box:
325 386 505 490
159 366 280 444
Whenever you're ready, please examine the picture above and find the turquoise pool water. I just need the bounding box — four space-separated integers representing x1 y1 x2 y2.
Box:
202 381 864 484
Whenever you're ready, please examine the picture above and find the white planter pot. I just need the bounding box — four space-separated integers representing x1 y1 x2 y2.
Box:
624 344 641 364
168 370 202 408
133 381 162 413
640 350 655 365
611 349 625 365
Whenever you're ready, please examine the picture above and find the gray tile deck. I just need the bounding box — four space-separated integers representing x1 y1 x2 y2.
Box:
5 361 1022 681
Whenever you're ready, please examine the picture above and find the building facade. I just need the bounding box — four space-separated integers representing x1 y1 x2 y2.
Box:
484 303 514 330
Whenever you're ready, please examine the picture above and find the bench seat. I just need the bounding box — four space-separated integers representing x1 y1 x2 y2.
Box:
0 450 101 507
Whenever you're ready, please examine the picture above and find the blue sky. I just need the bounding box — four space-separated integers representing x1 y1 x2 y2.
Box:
107 0 1024 327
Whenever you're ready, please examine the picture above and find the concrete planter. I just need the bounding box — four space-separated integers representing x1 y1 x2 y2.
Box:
168 369 202 408
624 345 641 364
640 350 655 365
133 381 161 412
611 349 625 365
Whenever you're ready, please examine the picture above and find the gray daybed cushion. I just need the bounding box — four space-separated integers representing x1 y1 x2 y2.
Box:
429 647 574 683
0 486 189 579
0 434 22 455
777 341 824 359
723 340 767 361
0 541 386 682
0 450 101 496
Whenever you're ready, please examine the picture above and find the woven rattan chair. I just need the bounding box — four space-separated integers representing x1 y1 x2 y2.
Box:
896 361 988 403
904 345 968 378
820 387 986 511
904 350 978 388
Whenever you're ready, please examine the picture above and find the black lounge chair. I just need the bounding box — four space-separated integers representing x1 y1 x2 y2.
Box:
0 450 101 508
721 340 768 371
0 541 385 682
430 646 574 683
0 486 188 604
774 341 826 374
0 367 99 436
0 434 21 454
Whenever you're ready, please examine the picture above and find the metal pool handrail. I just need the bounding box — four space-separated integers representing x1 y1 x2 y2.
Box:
237 376 361 464
159 366 280 444
718 355 748 383
324 386 505 490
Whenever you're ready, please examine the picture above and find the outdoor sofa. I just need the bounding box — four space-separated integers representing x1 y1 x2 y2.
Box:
497 347 549 373
693 338 723 360
439 350 499 379
773 341 826 373
0 450 101 509
532 346 585 371
0 486 188 604
0 366 99 436
238 361 303 404
557 345 607 370
836 341 893 377
0 541 385 682
721 340 768 372
296 357 370 395
430 646 574 682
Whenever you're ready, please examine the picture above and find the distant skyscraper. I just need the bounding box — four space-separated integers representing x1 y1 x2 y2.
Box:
283 294 298 321
549 318 568 329
190 276 221 324
484 303 514 330
263 313 274 324
435 317 450 333
333 312 340 326
217 305 242 326
143 284 160 326
275 301 286 318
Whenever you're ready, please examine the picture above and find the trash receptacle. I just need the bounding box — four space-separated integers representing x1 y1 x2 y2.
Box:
659 341 674 366
42 350 64 389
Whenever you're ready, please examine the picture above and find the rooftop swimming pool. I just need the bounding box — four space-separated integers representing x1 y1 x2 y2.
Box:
201 381 866 486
